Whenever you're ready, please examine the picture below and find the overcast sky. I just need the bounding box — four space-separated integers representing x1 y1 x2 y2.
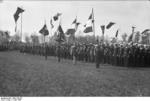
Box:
0 0 150 40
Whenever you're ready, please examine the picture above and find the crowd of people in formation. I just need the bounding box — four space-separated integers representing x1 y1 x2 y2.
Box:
0 41 150 68
18 42 150 68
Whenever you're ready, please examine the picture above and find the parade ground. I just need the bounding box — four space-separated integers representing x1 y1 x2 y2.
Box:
0 51 150 96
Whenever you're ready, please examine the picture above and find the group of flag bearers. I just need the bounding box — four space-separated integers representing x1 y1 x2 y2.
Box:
10 7 150 68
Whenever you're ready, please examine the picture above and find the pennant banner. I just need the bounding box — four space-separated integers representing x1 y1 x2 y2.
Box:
88 8 93 20
65 29 76 35
88 13 92 20
141 29 150 34
72 18 77 24
13 7 24 32
84 26 93 33
106 22 115 29
39 24 49 36
53 13 62 21
14 14 19 23
13 7 24 23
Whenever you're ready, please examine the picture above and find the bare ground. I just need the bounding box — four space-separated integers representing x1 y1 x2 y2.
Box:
0 51 150 96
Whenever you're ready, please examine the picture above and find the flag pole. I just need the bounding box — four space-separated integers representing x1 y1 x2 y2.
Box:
21 12 23 42
74 15 77 44
75 9 78 44
44 19 47 60
132 26 135 43
57 15 62 62
92 8 96 43
50 16 53 36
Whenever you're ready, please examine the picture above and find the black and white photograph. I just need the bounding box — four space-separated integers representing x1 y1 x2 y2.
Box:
0 0 150 98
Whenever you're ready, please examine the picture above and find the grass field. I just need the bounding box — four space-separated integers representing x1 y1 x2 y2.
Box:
0 51 150 96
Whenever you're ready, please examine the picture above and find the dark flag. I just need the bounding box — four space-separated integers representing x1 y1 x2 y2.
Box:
84 26 93 33
115 29 119 37
72 17 80 30
76 22 80 26
50 18 54 29
72 16 80 29
106 22 115 29
88 8 93 20
100 25 105 35
66 16 80 40
72 18 77 24
83 8 94 34
53 13 62 21
65 29 76 35
39 24 49 36
141 29 150 34
88 13 92 20
55 25 66 42
14 14 19 23
13 7 24 23
13 7 24 32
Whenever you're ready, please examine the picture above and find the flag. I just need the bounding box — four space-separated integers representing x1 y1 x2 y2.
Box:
72 18 77 24
88 8 93 20
55 25 65 42
14 7 24 32
65 28 76 35
39 24 49 36
76 22 80 26
14 14 19 23
141 29 150 34
83 8 94 33
72 17 80 30
115 29 119 37
88 8 94 23
13 7 24 23
106 22 115 29
100 25 105 35
53 13 62 21
84 26 93 33
50 18 54 29
88 13 92 20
